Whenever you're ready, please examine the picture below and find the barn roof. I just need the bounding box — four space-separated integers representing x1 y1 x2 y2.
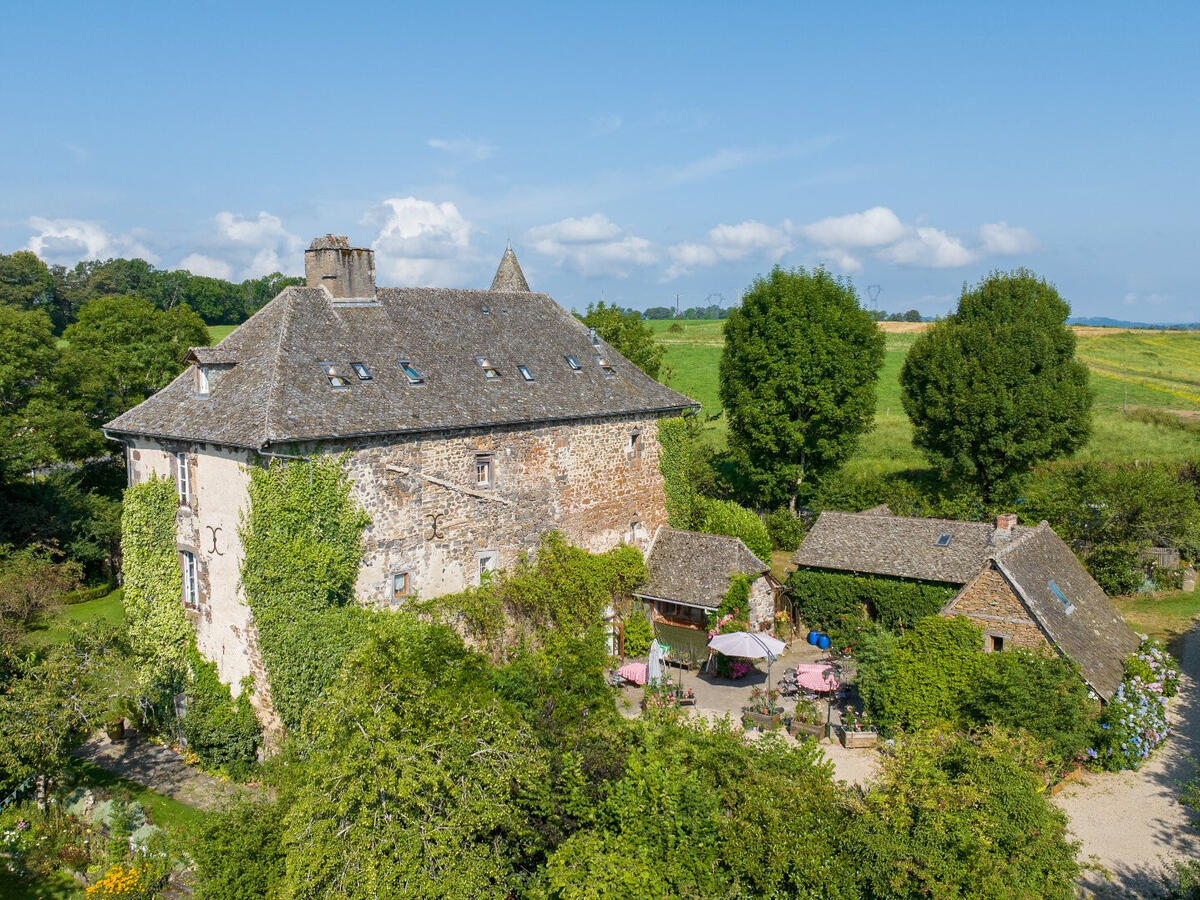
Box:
635 527 769 610
104 280 696 450
792 510 1035 584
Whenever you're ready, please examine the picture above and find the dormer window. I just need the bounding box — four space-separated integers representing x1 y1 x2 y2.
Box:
399 360 424 385
517 365 534 381
597 357 615 376
476 357 501 379
351 362 372 381
195 365 210 395
565 355 582 372
321 363 348 388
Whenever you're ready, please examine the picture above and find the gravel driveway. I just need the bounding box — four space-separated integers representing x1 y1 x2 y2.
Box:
1055 625 1200 897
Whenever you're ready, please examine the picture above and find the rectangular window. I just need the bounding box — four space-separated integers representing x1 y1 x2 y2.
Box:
476 357 501 379
399 360 424 384
182 550 199 607
597 357 615 376
475 456 493 487
392 572 411 600
517 364 534 381
320 363 348 387
351 362 372 381
195 366 210 395
988 634 1005 653
629 431 642 459
478 552 497 584
565 355 582 372
935 532 952 547
175 452 191 507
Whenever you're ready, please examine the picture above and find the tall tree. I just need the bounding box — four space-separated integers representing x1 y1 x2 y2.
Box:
59 295 209 430
900 270 1092 499
580 301 666 380
719 267 885 508
0 251 57 319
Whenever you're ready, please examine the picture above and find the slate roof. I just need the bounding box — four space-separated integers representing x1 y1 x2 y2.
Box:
104 283 697 450
635 527 769 610
490 246 530 292
793 510 1035 584
986 525 1139 700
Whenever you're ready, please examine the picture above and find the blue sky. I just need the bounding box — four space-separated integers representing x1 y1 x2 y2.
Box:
2 1 1197 319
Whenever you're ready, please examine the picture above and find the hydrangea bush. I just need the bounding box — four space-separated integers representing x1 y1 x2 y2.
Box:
1088 638 1180 771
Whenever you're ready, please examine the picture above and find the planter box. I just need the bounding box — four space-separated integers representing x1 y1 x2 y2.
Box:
742 711 783 731
789 719 825 740
838 727 878 749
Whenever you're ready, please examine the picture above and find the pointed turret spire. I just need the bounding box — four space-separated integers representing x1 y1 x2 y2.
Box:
490 245 530 292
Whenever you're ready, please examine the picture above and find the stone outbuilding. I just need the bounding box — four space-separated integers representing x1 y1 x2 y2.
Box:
633 527 782 662
793 508 1139 700
105 237 698 721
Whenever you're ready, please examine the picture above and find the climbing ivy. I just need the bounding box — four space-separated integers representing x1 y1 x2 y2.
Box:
180 647 261 778
239 456 371 732
424 531 646 663
656 416 697 528
121 476 190 688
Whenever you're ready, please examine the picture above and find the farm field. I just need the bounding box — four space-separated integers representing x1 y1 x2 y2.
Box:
647 319 1200 474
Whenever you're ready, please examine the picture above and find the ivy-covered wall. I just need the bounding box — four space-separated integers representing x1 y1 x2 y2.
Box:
121 476 190 688
787 568 956 649
239 456 372 732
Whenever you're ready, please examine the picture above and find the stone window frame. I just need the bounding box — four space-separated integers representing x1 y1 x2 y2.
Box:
474 454 494 489
983 630 1011 653
174 450 195 510
476 550 498 585
180 546 202 609
628 429 643 464
391 570 412 600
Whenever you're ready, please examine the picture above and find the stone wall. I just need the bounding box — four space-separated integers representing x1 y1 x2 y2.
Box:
122 410 671 720
748 576 775 630
942 564 1049 651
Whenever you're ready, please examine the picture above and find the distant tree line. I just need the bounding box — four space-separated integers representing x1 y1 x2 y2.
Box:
0 250 302 331
870 308 925 322
643 303 736 320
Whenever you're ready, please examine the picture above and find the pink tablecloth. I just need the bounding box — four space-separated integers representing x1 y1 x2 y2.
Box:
618 662 649 685
794 663 840 692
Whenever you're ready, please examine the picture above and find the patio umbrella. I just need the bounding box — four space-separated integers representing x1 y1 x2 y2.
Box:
707 631 786 687
647 639 665 685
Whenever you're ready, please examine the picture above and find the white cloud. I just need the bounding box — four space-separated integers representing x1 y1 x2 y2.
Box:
809 248 863 273
664 137 839 186
177 253 233 280
879 227 977 268
427 137 496 160
527 214 657 278
799 206 907 248
210 211 304 278
366 196 474 285
24 217 159 265
665 220 793 278
979 221 1038 255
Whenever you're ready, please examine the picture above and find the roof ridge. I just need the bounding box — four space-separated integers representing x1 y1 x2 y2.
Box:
261 287 299 449
824 509 994 529
991 520 1049 558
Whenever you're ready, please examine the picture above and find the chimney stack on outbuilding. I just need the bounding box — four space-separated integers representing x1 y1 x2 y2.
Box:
305 235 376 300
993 513 1019 540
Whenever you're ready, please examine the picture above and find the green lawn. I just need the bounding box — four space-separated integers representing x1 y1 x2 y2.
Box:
649 320 1200 472
67 758 212 831
208 324 236 343
1114 591 1200 647
22 589 125 649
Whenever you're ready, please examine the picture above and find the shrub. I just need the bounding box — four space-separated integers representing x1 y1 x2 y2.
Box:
695 497 772 562
192 799 287 900
622 612 653 657
762 508 805 551
1089 639 1180 771
178 651 260 779
1086 543 1145 595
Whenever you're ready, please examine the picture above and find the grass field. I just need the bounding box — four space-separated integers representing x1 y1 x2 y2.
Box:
22 589 125 649
648 320 1200 473
208 324 236 342
1115 591 1200 648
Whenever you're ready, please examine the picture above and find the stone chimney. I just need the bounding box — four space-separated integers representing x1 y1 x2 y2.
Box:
305 235 376 300
993 513 1019 540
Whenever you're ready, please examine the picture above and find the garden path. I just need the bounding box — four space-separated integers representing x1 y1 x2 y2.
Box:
73 730 250 812
1055 624 1200 897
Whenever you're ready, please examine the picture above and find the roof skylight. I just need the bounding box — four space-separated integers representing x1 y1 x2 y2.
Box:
320 363 348 388
476 357 502 379
565 355 582 372
399 360 424 385
351 362 372 381
517 364 534 381
935 532 952 546
597 357 615 376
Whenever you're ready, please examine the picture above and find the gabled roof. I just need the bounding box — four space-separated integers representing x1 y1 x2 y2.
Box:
987 525 1139 700
490 246 530 292
635 527 769 610
104 285 696 450
793 510 1035 584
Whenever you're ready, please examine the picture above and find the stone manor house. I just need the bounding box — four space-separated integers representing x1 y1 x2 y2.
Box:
106 236 697 701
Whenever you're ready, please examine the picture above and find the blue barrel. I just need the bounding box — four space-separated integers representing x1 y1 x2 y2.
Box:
807 631 818 645
817 634 831 650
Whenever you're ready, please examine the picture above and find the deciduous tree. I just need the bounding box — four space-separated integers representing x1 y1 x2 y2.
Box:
580 300 665 380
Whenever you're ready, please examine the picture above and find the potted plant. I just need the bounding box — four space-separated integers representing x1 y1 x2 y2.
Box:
838 707 879 749
742 687 783 730
788 700 826 740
